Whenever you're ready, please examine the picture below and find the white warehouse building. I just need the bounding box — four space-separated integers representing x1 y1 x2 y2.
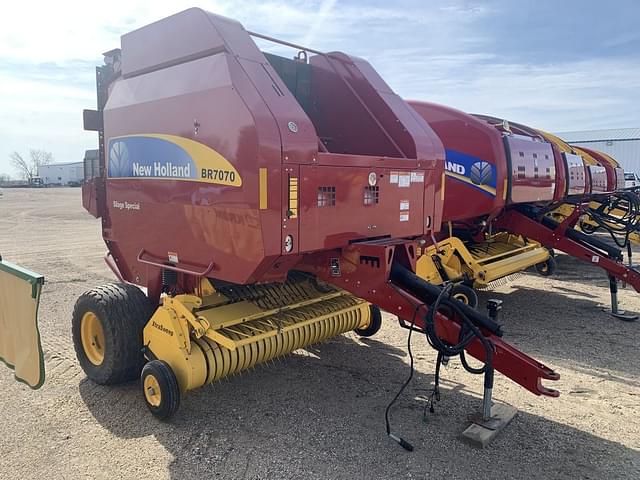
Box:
555 128 640 174
38 161 84 186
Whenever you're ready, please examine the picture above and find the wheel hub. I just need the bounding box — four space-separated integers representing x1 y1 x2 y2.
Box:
80 311 105 365
144 374 162 407
453 293 469 304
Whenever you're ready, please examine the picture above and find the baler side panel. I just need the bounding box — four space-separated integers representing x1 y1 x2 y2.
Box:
615 167 625 191
408 102 507 223
506 137 555 203
588 165 608 193
102 52 284 286
579 146 621 192
298 165 425 252
563 152 589 196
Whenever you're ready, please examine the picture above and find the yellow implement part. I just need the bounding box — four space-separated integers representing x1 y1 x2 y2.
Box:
0 259 45 389
417 234 550 288
143 373 162 407
572 146 599 166
143 276 370 392
80 311 105 366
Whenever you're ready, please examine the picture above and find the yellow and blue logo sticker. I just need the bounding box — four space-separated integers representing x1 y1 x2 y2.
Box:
107 134 242 186
444 149 496 197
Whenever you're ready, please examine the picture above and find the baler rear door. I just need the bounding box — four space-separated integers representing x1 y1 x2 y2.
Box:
0 258 45 389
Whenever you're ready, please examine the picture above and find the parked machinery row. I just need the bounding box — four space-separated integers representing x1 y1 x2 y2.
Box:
3 8 637 450
410 102 640 319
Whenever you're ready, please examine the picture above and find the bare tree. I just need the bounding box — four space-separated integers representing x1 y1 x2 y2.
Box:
0 173 10 184
10 149 53 181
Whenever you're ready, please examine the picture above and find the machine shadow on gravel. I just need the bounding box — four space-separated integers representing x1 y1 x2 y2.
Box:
476 280 640 380
79 332 639 480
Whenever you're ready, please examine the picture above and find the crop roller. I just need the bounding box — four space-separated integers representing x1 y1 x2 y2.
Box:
137 275 371 416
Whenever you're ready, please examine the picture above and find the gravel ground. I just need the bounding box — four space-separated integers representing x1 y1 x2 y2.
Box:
0 188 638 479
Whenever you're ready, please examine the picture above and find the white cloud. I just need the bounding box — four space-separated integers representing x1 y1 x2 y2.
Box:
375 50 640 132
0 0 637 175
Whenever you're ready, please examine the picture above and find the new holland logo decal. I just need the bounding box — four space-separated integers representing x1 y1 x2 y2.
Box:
107 134 242 186
444 149 497 197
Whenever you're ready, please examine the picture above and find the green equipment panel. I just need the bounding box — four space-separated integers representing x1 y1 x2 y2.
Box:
0 257 45 389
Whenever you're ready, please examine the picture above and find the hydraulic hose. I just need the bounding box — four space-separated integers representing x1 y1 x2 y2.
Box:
390 263 503 337
586 191 640 248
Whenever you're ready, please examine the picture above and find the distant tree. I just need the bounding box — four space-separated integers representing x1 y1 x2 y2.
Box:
10 149 53 181
0 173 10 184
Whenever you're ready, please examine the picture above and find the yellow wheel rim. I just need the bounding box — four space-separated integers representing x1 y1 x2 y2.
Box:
144 374 162 407
80 311 105 366
453 293 469 305
358 314 371 330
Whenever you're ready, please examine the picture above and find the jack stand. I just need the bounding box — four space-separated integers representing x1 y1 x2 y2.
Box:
461 387 517 448
606 275 637 321
486 299 503 323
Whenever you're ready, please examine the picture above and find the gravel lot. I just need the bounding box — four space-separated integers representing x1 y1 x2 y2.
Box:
1 188 638 479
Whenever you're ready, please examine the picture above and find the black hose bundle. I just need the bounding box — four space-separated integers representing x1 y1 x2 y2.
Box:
585 191 640 248
422 283 494 385
384 268 496 451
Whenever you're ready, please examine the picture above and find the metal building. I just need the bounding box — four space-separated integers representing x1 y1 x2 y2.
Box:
555 128 640 174
38 161 84 186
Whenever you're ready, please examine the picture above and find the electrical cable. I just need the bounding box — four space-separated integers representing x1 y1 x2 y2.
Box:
384 279 496 452
384 305 421 452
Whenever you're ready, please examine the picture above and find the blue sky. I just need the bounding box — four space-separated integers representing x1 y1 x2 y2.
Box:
1 0 639 176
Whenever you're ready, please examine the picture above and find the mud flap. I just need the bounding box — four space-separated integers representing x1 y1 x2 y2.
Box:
0 257 45 388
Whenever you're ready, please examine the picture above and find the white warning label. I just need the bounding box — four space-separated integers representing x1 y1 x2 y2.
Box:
410 171 424 183
400 213 409 222
398 173 411 188
390 171 399 184
400 200 410 211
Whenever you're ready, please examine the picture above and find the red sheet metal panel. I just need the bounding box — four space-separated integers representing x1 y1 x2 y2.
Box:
505 136 556 203
588 165 608 192
297 163 426 251
562 152 588 196
409 102 507 223
579 146 623 192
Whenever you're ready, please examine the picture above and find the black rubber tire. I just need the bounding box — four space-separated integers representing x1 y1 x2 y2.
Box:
451 284 479 309
72 283 154 385
141 360 181 420
535 256 557 277
355 305 383 337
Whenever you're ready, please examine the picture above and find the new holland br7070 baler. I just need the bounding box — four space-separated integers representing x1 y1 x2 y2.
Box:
409 101 640 319
71 8 560 437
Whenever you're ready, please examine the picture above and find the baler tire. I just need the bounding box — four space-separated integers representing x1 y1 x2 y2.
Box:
451 284 478 309
355 305 382 337
141 360 180 420
535 257 557 277
72 283 154 385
